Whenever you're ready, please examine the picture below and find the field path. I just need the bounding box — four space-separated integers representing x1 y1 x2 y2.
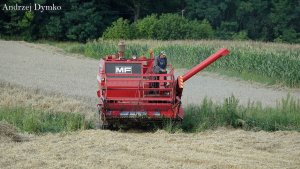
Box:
0 40 299 107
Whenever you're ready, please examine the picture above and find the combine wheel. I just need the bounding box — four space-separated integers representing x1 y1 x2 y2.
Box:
174 119 183 127
96 108 108 130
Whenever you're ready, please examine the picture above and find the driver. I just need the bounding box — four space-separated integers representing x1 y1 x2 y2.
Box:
152 51 168 89
153 51 167 73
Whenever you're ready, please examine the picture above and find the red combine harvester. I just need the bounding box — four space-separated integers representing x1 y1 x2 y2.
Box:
97 42 229 129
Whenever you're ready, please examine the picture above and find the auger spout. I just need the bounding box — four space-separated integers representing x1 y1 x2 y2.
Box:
182 48 230 82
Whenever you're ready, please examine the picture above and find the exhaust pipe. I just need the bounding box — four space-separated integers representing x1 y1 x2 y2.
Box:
118 41 125 58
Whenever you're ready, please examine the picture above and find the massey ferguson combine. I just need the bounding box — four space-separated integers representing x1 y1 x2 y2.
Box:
97 41 229 129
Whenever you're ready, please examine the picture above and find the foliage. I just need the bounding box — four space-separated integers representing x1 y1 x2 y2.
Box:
217 21 239 40
0 0 112 42
185 0 299 43
153 14 189 40
1 0 34 40
135 14 158 39
232 30 249 40
279 28 299 43
103 14 215 40
181 96 240 132
43 16 64 40
0 106 93 134
1 0 299 42
62 1 103 42
102 18 132 40
173 95 300 132
186 19 214 39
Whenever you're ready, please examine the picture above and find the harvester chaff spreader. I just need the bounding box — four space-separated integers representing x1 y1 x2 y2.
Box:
97 42 229 129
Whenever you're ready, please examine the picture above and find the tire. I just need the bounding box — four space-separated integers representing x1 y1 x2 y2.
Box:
96 108 108 130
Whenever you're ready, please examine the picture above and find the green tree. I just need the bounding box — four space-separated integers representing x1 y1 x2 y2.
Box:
217 21 238 40
186 19 214 39
154 13 189 40
62 0 104 42
244 0 272 41
232 30 249 40
102 18 131 39
1 0 34 38
270 0 292 40
135 14 158 39
42 16 63 40
278 28 298 43
0 0 299 43
236 1 253 30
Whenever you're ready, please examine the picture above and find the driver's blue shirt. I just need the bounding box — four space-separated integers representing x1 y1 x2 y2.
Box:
153 55 167 73
157 57 167 69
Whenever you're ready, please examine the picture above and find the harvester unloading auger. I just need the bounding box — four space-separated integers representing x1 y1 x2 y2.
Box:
96 42 229 129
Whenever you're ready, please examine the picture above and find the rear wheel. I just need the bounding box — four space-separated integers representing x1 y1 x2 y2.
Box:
96 108 108 130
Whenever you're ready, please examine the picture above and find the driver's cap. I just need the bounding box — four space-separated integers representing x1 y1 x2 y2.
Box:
160 51 166 56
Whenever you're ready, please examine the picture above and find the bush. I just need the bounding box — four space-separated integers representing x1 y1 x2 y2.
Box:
217 21 238 39
43 16 64 40
186 19 214 39
154 14 189 40
281 28 298 43
232 30 249 40
135 14 158 39
102 18 131 40
65 22 98 42
102 14 215 40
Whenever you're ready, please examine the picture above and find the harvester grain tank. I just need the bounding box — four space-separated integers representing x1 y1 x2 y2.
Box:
96 42 229 128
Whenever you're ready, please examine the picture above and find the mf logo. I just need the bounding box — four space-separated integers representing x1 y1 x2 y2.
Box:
115 66 132 74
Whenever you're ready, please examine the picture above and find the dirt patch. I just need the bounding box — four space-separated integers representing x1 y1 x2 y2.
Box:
0 128 299 169
0 121 29 142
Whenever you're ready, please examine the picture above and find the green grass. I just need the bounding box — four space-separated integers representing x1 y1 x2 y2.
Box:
1 96 299 134
41 39 300 88
0 106 93 134
164 95 300 133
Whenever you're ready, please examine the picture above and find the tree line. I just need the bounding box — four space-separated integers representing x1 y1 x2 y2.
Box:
0 0 299 43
